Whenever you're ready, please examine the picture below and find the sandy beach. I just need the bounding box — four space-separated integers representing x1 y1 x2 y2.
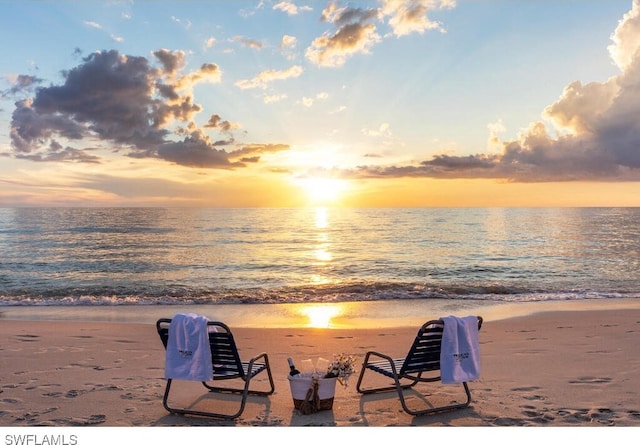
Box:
1 301 640 433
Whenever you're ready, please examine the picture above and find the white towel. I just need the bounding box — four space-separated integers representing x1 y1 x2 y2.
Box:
439 315 481 384
164 313 213 381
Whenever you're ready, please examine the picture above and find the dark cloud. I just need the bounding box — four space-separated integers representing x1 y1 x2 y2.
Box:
8 49 288 168
204 114 239 133
2 74 43 98
157 133 241 169
16 145 101 164
153 48 185 77
10 99 87 153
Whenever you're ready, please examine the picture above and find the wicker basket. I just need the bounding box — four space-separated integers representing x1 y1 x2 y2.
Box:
288 375 337 413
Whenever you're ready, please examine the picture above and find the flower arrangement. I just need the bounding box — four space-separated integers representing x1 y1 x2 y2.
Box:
323 353 357 386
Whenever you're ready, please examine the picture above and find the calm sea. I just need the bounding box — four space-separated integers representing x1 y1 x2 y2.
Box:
1 207 639 310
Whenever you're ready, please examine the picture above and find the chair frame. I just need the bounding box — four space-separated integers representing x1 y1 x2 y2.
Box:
156 317 275 420
356 316 483 416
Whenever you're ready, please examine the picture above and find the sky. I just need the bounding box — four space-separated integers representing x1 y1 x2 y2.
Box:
1 0 640 207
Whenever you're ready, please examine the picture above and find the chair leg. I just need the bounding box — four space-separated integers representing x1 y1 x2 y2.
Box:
357 365 474 416
162 357 275 420
398 381 472 416
162 378 174 414
261 356 276 395
162 378 246 420
227 358 275 418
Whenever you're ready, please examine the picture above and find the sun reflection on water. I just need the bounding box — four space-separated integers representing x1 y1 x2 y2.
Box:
314 247 332 262
315 207 328 228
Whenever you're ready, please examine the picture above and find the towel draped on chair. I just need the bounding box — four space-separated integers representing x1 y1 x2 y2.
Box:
164 313 213 381
439 315 481 384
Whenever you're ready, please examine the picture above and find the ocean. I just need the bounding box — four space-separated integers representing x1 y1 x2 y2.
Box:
1 207 639 326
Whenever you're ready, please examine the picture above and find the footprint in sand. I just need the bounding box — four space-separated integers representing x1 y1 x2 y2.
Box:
490 416 528 426
568 376 612 384
521 405 555 424
54 414 107 426
511 386 541 392
65 389 92 398
14 334 40 342
555 407 618 425
627 410 640 420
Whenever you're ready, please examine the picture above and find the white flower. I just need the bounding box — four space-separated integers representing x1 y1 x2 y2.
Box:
324 353 357 386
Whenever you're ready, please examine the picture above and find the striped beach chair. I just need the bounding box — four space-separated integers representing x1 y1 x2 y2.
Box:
156 317 275 420
356 316 483 416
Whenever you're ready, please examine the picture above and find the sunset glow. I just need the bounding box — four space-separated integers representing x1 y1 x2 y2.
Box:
296 177 349 206
1 1 639 207
299 305 342 329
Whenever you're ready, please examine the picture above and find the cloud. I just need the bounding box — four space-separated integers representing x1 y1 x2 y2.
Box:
205 37 217 49
15 143 102 164
8 49 288 168
84 20 124 43
204 114 240 133
608 1 640 71
273 1 313 16
84 21 103 30
306 2 381 67
234 65 303 89
156 132 241 168
300 92 328 108
153 48 186 78
228 143 289 161
230 35 264 50
2 74 43 98
280 35 297 50
362 122 391 137
353 0 640 182
487 119 506 154
171 16 192 30
264 93 288 104
380 0 453 37
280 34 298 60
306 0 453 67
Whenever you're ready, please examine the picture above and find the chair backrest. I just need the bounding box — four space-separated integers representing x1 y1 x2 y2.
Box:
399 316 483 375
156 317 246 378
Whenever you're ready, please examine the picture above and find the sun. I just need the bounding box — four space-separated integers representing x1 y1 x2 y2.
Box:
296 177 348 205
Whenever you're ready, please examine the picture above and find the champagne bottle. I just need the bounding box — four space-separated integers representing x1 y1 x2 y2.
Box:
287 357 301 378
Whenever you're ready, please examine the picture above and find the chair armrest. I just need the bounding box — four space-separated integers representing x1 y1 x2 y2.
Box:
246 352 269 373
362 350 400 374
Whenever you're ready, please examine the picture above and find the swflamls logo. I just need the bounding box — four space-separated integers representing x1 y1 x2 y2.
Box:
5 434 78 445
452 352 469 362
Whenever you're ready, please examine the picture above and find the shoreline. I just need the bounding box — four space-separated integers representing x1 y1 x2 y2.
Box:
1 302 640 428
2 297 639 328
